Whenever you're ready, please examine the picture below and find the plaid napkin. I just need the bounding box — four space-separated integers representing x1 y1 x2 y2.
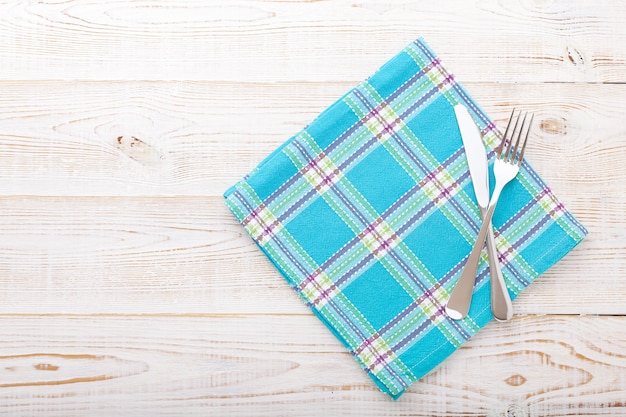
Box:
224 38 587 399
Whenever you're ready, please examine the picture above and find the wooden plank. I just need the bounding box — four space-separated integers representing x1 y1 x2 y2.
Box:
0 314 624 416
0 1 624 83
0 81 623 197
0 195 620 315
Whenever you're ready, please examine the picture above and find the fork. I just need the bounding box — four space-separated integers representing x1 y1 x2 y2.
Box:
445 109 534 320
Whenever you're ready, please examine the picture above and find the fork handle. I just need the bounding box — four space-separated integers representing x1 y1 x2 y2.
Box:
482 207 513 322
445 185 503 320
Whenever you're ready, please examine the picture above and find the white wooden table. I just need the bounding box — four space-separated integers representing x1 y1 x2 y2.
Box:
1 1 624 416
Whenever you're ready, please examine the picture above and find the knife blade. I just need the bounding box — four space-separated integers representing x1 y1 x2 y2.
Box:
454 105 490 209
448 104 512 321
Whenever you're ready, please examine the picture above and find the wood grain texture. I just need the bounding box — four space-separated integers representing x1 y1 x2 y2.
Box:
0 0 624 415
0 1 625 83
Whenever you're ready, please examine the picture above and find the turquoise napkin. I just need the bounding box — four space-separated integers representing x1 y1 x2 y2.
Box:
224 38 587 399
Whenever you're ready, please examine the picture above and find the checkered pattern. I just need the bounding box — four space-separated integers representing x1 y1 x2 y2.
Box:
356 333 397 374
358 218 401 260
224 38 588 399
242 203 281 245
301 152 342 194
363 102 405 143
419 165 461 208
300 268 340 307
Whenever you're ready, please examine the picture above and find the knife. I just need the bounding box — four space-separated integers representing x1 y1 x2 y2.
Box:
446 104 513 321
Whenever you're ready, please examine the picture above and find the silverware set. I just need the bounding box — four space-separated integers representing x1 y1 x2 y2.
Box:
446 107 534 321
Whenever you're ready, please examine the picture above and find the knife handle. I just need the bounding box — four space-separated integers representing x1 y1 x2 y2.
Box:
445 202 498 320
482 207 513 322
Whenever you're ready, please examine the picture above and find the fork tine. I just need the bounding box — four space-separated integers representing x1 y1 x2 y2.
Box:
504 111 523 162
516 113 534 166
495 108 516 155
510 112 528 163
